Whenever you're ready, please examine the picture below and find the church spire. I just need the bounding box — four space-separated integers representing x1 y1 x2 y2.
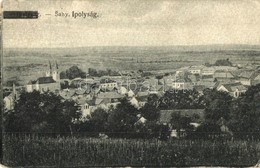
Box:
55 60 59 70
49 60 52 73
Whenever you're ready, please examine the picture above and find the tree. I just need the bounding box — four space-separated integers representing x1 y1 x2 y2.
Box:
107 98 139 138
214 59 232 66
159 89 204 109
170 112 194 137
139 94 160 121
227 84 260 139
4 91 81 134
89 108 108 133
60 66 87 79
202 89 232 124
140 104 160 122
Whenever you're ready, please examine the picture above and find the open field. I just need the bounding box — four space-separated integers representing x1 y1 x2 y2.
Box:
3 45 260 86
2 133 260 167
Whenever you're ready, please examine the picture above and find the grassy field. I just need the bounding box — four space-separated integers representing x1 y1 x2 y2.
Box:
2 134 260 167
3 45 260 86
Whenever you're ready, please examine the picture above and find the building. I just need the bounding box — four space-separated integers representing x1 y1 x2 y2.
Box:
99 78 118 91
213 70 235 80
188 66 204 75
201 67 215 76
237 70 260 86
26 61 60 93
217 82 247 98
3 83 19 111
172 78 193 90
95 92 124 110
27 77 60 93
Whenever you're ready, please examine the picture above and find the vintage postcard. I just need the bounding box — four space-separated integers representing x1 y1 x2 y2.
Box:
1 0 260 167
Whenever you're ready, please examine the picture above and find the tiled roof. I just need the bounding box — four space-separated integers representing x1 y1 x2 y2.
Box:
221 83 247 92
194 85 206 92
238 70 256 79
97 92 124 99
95 98 111 105
38 77 56 84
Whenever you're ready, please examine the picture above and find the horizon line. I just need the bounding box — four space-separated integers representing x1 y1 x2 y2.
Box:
4 44 260 49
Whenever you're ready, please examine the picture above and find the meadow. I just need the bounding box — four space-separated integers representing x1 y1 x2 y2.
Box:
2 133 260 167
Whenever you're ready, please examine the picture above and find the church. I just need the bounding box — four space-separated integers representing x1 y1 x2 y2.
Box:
26 61 61 93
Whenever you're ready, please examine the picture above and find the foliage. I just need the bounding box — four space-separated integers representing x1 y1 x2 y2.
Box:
79 108 109 134
214 59 233 66
88 68 120 77
60 66 87 80
107 98 139 138
139 96 160 121
170 112 194 137
202 88 232 124
4 91 81 133
227 84 260 139
158 89 204 109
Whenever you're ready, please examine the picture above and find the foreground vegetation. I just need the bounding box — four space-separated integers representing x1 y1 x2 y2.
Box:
2 134 260 167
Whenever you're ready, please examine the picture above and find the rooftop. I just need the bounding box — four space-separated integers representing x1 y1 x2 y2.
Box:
220 83 247 92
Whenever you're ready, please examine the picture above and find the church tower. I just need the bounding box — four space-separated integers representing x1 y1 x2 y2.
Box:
46 61 52 77
52 61 60 82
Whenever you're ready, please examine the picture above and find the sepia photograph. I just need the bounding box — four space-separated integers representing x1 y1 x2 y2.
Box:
1 0 260 167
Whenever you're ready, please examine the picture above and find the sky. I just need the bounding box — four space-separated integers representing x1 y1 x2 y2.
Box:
3 0 260 48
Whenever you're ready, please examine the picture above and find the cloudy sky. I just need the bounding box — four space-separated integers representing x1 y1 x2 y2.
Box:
3 0 260 48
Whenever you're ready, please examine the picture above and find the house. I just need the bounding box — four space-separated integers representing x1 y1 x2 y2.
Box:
196 80 216 89
213 70 235 80
201 67 215 76
176 67 189 76
237 70 260 86
252 72 260 85
217 82 247 98
213 66 237 72
172 78 193 90
188 66 203 75
200 74 215 82
135 116 147 125
26 61 60 93
130 97 139 108
59 89 76 100
99 78 118 91
95 92 124 109
4 93 16 111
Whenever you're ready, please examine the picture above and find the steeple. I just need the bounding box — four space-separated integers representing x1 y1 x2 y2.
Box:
55 60 59 70
49 60 52 74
